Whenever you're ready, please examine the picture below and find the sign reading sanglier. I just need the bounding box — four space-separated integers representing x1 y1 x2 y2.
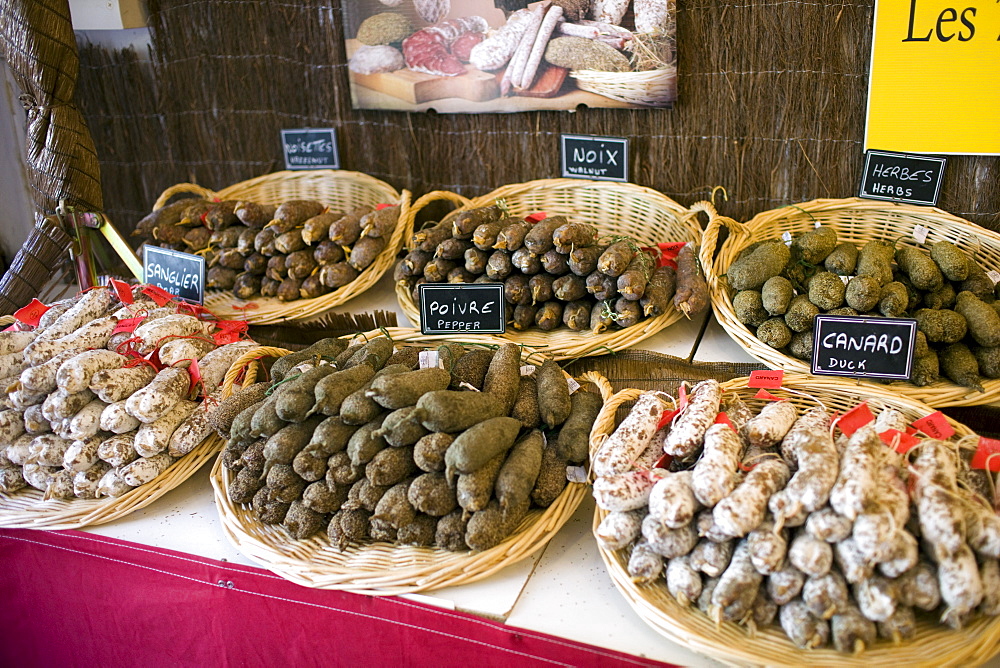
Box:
281 128 340 170
811 314 917 380
418 283 505 335
561 134 629 182
142 245 205 304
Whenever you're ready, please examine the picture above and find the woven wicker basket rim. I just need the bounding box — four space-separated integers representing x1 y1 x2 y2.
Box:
587 373 999 668
0 433 223 530
704 196 1000 408
152 170 411 325
396 179 709 361
212 341 611 595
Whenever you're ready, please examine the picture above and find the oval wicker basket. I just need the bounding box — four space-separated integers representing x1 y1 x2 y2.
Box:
151 170 411 324
704 197 1000 408
571 66 677 107
0 434 224 530
588 373 1000 668
210 335 611 595
395 179 709 360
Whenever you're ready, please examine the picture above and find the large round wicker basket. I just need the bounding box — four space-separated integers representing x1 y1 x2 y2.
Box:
395 178 709 360
151 170 411 324
210 334 611 595
588 373 1000 668
704 197 1000 408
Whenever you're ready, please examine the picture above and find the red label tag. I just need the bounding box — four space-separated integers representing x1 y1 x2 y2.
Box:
13 298 50 327
879 428 921 454
375 203 394 211
110 279 134 304
524 212 547 224
213 329 243 345
147 347 164 371
754 388 783 401
748 369 784 389
652 453 673 470
836 402 875 436
141 285 175 307
971 437 1000 472
905 425 918 436
216 320 248 333
912 411 955 440
112 315 145 335
656 408 679 431
678 384 688 411
2 324 17 332
187 357 202 394
714 412 736 431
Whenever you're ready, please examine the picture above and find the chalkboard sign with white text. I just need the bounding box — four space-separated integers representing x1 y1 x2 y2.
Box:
811 315 917 380
281 128 340 170
142 245 205 304
561 134 628 182
419 283 505 335
859 150 946 206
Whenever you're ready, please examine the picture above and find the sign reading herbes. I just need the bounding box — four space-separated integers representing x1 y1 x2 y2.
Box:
859 150 946 206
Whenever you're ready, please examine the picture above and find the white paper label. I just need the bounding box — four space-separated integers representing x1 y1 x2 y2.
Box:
912 225 930 244
814 220 822 228
565 466 588 483
988 270 1000 286
520 364 536 376
458 381 480 392
840 275 850 285
567 377 581 393
418 351 440 369
781 231 793 246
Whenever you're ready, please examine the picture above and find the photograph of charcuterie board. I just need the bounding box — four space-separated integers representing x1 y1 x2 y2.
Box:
342 0 677 112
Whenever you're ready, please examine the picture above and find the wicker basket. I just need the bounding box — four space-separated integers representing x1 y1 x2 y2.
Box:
395 179 708 360
0 433 224 530
151 170 411 324
571 66 677 107
704 197 1000 408
589 373 1000 668
210 336 612 595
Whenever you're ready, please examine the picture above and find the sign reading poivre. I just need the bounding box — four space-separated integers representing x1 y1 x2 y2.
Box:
811 315 917 380
418 283 505 335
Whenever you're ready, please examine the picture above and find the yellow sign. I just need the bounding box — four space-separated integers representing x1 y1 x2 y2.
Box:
866 0 1000 155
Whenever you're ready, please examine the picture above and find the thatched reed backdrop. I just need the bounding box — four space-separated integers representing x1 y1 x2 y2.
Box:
76 0 999 234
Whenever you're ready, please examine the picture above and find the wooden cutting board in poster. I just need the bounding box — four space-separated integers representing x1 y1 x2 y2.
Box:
350 64 499 104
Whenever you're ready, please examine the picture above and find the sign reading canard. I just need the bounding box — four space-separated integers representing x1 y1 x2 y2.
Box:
142 245 205 304
418 283 505 335
811 314 917 380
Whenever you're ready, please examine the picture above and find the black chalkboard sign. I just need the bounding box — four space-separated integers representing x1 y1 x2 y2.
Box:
281 128 340 170
561 134 628 182
142 245 206 304
811 315 917 380
859 150 946 206
419 284 505 335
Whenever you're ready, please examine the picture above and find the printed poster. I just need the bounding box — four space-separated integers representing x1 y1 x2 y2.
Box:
865 0 1000 155
342 1 677 113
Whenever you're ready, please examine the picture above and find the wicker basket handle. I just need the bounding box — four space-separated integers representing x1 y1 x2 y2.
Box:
401 190 473 249
688 200 748 279
153 183 219 210
220 345 291 399
587 387 643 481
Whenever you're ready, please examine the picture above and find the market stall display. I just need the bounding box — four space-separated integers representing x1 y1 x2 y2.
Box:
211 329 611 595
588 373 1000 666
395 178 709 359
704 197 1000 407
137 170 411 324
0 284 255 529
